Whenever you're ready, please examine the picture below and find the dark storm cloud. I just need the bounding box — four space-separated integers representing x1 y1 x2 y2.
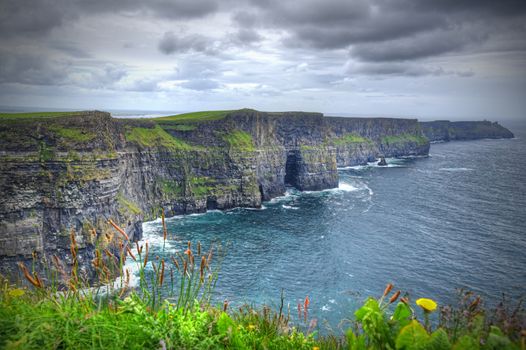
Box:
0 0 67 38
77 0 219 20
0 0 220 39
240 0 526 63
350 28 486 62
406 0 526 16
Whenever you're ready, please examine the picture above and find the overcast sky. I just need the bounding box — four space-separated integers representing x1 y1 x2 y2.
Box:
1 0 525 120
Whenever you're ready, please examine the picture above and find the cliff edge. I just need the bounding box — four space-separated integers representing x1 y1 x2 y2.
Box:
1 109 430 279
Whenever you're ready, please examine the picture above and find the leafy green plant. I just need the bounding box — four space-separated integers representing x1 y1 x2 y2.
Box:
1 222 524 350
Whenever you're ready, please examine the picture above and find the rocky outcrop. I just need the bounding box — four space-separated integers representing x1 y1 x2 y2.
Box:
421 120 514 142
0 109 429 279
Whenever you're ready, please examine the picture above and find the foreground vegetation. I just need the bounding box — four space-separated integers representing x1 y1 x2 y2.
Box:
1 218 524 349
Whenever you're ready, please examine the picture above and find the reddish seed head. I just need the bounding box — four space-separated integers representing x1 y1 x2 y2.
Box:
389 290 401 304
126 247 136 261
108 219 129 240
383 283 394 297
143 242 149 267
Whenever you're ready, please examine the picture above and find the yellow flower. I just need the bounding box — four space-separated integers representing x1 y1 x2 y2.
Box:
416 298 437 312
313 347 320 350
8 288 25 297
248 324 256 331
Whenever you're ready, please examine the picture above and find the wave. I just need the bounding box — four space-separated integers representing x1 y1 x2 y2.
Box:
338 183 359 192
338 158 408 170
439 167 474 172
282 205 299 210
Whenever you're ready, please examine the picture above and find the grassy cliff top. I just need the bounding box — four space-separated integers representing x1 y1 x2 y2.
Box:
154 110 233 122
0 111 84 120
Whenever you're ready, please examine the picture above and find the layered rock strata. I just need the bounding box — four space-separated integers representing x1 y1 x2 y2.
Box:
0 109 432 278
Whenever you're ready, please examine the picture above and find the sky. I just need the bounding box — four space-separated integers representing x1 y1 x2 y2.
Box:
1 0 525 121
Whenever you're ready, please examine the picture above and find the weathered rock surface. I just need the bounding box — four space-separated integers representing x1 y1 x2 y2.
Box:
378 157 387 166
421 120 514 142
0 109 431 279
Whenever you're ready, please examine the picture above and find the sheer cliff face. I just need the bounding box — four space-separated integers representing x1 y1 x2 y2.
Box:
0 109 429 278
421 120 514 142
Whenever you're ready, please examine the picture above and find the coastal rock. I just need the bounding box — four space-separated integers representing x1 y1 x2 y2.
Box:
421 120 514 142
0 109 431 279
378 157 387 166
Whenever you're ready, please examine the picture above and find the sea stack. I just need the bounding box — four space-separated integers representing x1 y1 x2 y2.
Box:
378 156 388 166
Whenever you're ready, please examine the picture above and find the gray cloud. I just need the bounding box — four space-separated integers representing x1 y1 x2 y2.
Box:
0 0 68 38
234 28 262 45
0 49 127 88
158 31 215 55
346 62 474 78
0 0 525 120
350 28 487 62
180 79 220 91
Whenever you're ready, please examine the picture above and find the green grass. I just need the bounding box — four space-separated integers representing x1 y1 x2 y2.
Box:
222 130 255 152
48 125 97 142
160 124 198 131
381 133 428 146
160 180 184 197
116 193 142 215
332 133 372 145
1 220 524 349
125 125 193 150
0 111 83 120
155 110 233 123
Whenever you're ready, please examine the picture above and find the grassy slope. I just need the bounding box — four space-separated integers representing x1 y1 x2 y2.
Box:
0 111 83 120
155 110 233 123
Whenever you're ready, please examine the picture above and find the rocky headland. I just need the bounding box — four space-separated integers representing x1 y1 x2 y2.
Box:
0 109 512 279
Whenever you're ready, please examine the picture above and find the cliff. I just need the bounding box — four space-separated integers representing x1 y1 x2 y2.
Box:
421 120 514 142
0 109 429 279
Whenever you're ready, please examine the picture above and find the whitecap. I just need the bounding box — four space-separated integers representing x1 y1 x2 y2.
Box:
282 205 299 210
338 183 359 192
245 205 267 211
321 304 331 311
439 167 474 172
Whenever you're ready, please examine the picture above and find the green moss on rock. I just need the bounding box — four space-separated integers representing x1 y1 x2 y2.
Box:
222 130 255 152
48 125 97 142
125 125 193 150
117 193 142 215
381 133 428 146
333 133 372 145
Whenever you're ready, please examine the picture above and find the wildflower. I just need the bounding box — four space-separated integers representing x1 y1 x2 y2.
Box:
416 298 437 312
248 324 256 331
313 347 320 350
8 288 25 297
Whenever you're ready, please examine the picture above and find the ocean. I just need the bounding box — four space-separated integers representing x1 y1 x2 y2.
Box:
129 122 526 330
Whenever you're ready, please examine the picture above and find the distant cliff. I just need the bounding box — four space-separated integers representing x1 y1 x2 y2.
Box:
0 109 430 279
421 120 514 142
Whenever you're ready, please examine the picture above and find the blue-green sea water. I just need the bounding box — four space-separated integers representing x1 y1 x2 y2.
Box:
132 125 526 329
